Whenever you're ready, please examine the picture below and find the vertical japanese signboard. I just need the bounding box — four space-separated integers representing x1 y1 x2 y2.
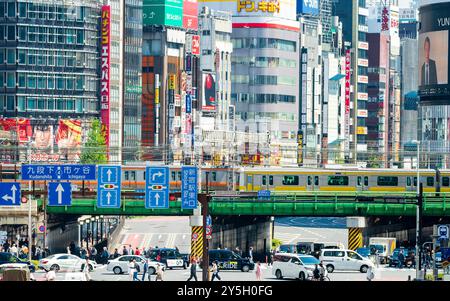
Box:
183 0 198 30
191 35 200 56
101 5 111 149
345 49 351 153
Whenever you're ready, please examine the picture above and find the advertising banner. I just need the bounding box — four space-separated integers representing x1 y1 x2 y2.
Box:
101 5 111 147
202 73 216 111
183 0 198 30
345 49 351 152
143 0 183 27
418 2 450 100
192 35 200 56
297 0 319 15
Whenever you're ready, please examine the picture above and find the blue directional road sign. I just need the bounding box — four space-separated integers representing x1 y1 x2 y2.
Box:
48 182 72 206
439 225 449 240
97 166 121 208
145 167 169 209
21 165 96 180
258 190 271 200
181 166 198 209
0 183 21 206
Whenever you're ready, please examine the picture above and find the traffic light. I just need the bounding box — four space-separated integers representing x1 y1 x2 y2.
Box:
103 184 115 189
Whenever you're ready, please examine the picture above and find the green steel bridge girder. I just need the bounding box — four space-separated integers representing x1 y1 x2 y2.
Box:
36 198 450 217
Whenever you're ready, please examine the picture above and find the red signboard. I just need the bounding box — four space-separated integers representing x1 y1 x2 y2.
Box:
345 49 351 149
183 0 198 30
191 35 200 56
101 5 111 149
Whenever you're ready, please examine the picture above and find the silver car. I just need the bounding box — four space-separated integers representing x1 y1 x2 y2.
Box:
39 254 97 272
106 255 164 275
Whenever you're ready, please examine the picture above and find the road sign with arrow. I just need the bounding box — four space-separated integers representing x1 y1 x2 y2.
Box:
145 166 169 209
97 165 121 208
0 183 20 206
48 182 72 206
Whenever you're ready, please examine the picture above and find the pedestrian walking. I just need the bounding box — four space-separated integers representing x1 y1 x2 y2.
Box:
129 245 134 255
187 258 198 281
210 261 221 281
142 258 149 281
155 263 164 281
46 266 57 281
10 244 18 257
255 262 262 281
101 247 109 264
398 250 405 269
366 265 375 281
66 246 71 254
113 248 120 259
234 246 241 257
122 245 128 256
319 261 327 281
248 247 254 262
313 264 321 281
135 247 140 256
128 259 140 281
83 258 92 281
90 246 97 261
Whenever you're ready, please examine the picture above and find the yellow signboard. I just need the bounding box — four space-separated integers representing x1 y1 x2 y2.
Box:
357 127 367 135
169 74 176 90
155 88 160 105
237 0 280 13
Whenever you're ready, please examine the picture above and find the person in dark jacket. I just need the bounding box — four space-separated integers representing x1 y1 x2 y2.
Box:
100 247 109 264
187 258 198 281
113 248 120 259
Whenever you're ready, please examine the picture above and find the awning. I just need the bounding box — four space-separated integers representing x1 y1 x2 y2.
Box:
329 74 345 81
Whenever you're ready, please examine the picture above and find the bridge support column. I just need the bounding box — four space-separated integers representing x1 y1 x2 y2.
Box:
347 217 365 251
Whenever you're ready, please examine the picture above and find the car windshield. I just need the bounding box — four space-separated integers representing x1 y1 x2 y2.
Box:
280 245 296 253
299 256 320 265
357 248 370 257
370 245 384 252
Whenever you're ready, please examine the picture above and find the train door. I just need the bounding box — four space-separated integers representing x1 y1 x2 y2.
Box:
406 176 415 191
261 175 274 190
247 174 254 191
307 175 319 191
357 176 369 191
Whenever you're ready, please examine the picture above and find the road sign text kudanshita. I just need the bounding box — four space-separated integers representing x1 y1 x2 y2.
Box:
21 165 96 180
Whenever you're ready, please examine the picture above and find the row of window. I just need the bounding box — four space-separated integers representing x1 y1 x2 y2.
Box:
1 95 90 112
0 2 92 22
238 111 297 122
0 72 97 92
231 93 296 104
232 38 296 52
123 171 219 182
0 25 90 45
232 74 296 86
0 48 97 69
231 56 297 68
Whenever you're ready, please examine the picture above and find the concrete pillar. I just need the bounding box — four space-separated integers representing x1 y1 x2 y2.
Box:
347 217 365 251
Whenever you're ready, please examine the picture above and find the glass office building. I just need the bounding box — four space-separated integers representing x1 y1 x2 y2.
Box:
0 0 101 119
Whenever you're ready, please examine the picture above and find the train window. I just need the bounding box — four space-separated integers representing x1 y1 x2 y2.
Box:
357 177 362 186
314 176 319 186
178 172 182 180
282 176 299 185
427 177 434 186
131 171 136 181
328 176 349 186
443 177 450 187
143 172 146 180
407 177 411 187
307 176 312 185
364 177 369 186
269 176 273 185
212 172 217 181
377 177 398 186
262 176 266 186
171 172 176 181
414 177 417 186
124 171 129 181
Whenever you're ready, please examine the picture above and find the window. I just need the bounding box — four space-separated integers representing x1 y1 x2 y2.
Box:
357 176 362 186
17 96 25 111
37 76 46 89
6 96 14 111
6 72 15 88
443 177 450 187
47 76 54 89
56 77 64 89
6 49 15 64
282 176 299 186
328 176 349 186
18 73 25 87
377 176 398 186
27 98 36 109
130 171 136 181
315 176 319 186
27 74 36 88
262 175 266 186
307 176 312 185
364 177 369 186
7 2 15 17
18 49 25 64
124 171 129 180
269 176 273 186
212 172 217 181
407 177 411 187
18 3 26 18
171 171 176 181
427 177 434 187
7 26 15 41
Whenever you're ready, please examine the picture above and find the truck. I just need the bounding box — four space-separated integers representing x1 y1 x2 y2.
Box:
368 237 396 264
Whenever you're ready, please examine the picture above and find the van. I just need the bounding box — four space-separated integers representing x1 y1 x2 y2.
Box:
319 249 374 273
272 253 320 280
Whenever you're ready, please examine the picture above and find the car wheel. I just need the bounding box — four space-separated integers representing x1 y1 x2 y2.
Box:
275 269 283 279
326 265 334 273
360 265 369 273
113 266 122 275
298 272 306 281
242 265 250 272
51 264 60 272
148 267 156 275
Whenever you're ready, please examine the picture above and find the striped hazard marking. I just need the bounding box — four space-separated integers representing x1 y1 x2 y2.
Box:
348 227 363 251
191 226 203 260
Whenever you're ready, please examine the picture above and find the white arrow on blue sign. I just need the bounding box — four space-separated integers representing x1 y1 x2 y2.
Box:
0 183 20 206
145 167 169 209
48 182 72 206
97 166 121 208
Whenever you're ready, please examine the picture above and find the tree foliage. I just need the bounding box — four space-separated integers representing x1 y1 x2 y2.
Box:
80 119 107 164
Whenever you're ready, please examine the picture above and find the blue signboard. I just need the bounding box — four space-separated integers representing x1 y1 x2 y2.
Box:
21 165 96 181
258 190 271 200
145 166 169 209
97 166 121 208
438 225 449 240
48 182 72 206
206 215 212 227
186 93 192 114
297 0 320 15
0 183 21 206
181 166 198 209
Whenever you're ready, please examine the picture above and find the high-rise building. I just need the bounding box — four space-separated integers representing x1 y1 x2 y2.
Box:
0 0 101 163
320 0 332 47
333 0 369 164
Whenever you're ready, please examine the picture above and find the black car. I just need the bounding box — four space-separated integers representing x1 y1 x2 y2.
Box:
0 252 35 272
148 248 189 269
208 249 255 272
388 248 415 267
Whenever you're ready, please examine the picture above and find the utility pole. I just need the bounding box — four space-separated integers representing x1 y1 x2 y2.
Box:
416 183 423 280
198 193 210 281
27 140 32 261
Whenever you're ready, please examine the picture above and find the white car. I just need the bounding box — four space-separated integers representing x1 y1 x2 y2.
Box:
106 255 165 275
38 254 97 272
272 253 320 280
319 249 374 273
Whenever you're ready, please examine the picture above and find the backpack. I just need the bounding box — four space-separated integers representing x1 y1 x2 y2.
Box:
135 263 140 272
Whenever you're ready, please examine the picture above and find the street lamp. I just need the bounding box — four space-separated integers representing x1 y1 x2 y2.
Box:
412 139 421 280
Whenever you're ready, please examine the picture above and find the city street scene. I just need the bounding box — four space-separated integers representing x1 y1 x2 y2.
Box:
1 0 450 285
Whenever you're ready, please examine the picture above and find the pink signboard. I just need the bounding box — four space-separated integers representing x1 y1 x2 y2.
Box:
183 0 198 30
101 5 111 148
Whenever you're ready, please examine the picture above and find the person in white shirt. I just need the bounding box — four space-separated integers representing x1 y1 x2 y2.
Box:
10 244 18 257
46 267 56 281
